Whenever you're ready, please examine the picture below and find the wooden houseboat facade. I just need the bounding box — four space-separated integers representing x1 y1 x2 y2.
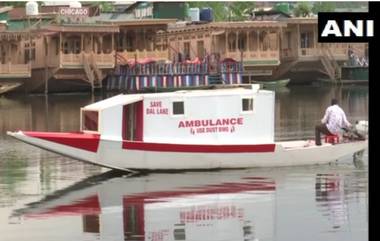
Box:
0 4 368 94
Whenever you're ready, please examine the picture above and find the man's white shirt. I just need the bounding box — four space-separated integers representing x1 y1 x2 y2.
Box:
321 105 351 134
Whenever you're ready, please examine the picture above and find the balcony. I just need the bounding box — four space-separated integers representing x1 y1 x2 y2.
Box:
225 50 280 66
60 52 115 69
298 44 349 62
0 63 31 78
117 50 169 63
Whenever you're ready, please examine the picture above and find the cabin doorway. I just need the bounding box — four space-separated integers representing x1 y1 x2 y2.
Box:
123 101 143 141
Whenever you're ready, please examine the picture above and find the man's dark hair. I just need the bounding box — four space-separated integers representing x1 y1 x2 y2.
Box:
331 98 338 105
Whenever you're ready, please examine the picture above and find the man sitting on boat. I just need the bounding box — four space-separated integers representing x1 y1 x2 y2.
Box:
315 99 352 146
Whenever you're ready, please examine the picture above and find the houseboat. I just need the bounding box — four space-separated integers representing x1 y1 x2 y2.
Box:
0 3 369 94
7 84 367 171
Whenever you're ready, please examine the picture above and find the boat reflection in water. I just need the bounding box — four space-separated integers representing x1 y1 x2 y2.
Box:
11 165 368 241
13 171 277 241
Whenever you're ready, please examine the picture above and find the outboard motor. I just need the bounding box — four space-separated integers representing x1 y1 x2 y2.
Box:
355 120 368 137
342 120 368 141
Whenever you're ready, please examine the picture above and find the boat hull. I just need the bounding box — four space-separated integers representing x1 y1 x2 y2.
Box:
7 131 367 171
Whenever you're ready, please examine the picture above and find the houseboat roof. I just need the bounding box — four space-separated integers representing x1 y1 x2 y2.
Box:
284 18 318 24
167 21 287 33
0 31 32 40
41 24 120 33
98 18 177 26
83 85 264 111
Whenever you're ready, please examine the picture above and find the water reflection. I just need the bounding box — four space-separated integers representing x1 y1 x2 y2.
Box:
14 171 276 241
275 85 368 140
9 164 368 241
315 169 368 232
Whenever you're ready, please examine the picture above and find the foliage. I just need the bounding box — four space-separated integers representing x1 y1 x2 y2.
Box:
188 1 255 21
312 2 336 13
293 2 312 17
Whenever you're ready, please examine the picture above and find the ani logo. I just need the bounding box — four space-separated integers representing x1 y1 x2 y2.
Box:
318 13 374 42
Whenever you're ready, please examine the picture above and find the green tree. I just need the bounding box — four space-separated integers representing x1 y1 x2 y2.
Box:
293 2 312 17
312 2 336 13
188 1 255 21
227 2 255 21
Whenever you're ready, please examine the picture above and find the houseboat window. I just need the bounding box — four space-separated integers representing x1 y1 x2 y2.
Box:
126 31 135 51
0 46 5 64
63 42 69 54
260 31 269 51
197 41 204 59
173 101 184 115
238 32 247 51
286 32 292 49
249 31 258 51
242 98 254 112
24 42 36 63
183 42 190 60
82 110 99 132
74 40 80 54
228 33 236 52
301 32 314 49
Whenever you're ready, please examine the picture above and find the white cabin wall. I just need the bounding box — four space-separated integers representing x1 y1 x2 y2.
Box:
99 106 123 140
143 91 275 144
253 91 275 143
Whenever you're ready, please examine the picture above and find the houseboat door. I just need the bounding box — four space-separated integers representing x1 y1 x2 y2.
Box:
123 101 143 141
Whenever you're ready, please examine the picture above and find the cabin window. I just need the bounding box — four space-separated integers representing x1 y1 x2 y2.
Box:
228 32 237 52
286 32 292 49
238 32 247 51
183 42 190 60
82 110 99 132
197 40 204 59
249 31 258 51
300 32 314 49
173 101 184 115
242 98 254 112
73 39 80 54
63 41 69 54
126 31 135 52
24 42 36 63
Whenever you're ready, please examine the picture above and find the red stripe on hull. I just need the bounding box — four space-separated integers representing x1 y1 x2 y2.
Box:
123 141 275 153
24 131 100 152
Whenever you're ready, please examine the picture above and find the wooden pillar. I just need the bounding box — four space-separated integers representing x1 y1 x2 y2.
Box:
246 30 249 52
135 30 138 53
257 30 260 52
100 35 103 54
59 32 62 52
314 24 317 49
225 30 228 53
81 34 84 53
211 33 215 54
235 31 238 52
7 42 11 64
296 24 300 56
44 36 49 94
91 34 94 52
112 33 115 53
143 29 146 56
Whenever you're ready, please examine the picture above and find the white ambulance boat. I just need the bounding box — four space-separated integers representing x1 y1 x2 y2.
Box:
7 85 367 171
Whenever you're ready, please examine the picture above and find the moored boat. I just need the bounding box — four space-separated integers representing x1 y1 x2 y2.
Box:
252 78 290 89
0 82 23 95
7 84 367 171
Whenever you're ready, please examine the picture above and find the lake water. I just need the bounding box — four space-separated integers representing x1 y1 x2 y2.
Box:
0 85 368 241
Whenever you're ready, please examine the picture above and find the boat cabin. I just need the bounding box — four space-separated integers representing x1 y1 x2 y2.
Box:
80 85 274 145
